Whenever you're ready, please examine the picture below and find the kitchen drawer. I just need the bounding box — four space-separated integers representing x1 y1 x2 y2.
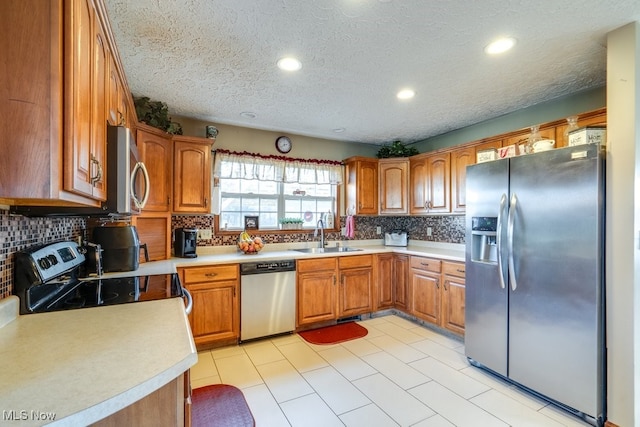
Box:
442 261 466 278
338 254 373 269
410 256 441 273
297 257 337 274
182 264 239 284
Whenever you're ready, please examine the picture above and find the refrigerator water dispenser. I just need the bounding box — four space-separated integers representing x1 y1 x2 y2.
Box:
471 217 497 263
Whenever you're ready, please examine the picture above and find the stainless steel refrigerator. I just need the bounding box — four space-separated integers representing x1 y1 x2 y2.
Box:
465 144 605 427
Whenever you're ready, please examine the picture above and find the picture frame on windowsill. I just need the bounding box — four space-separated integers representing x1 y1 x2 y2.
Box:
244 216 259 230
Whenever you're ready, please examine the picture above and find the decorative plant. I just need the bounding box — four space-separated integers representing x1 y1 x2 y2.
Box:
279 218 304 224
376 140 419 158
134 96 183 135
279 217 304 230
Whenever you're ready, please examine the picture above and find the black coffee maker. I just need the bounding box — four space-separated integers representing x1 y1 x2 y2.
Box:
175 228 197 258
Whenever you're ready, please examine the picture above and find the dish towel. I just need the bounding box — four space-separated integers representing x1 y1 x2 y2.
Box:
345 215 355 239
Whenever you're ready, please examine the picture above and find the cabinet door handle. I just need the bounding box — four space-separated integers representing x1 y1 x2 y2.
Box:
333 275 336 286
204 198 208 207
436 279 439 289
90 155 103 184
443 280 448 290
167 196 171 206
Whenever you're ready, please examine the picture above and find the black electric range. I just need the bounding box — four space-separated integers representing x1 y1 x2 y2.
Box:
13 241 187 315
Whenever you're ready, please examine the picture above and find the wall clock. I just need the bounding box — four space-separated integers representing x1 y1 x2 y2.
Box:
275 136 292 153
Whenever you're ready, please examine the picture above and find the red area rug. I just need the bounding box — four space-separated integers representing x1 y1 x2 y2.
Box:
299 322 368 345
192 384 255 427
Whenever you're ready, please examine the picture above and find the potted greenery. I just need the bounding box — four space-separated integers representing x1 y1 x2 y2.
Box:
376 140 419 158
279 218 304 230
134 96 183 135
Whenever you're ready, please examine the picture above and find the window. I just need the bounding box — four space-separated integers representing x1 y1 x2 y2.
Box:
214 151 342 231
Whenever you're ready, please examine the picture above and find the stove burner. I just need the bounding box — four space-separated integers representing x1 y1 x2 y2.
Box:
64 296 86 309
101 292 119 303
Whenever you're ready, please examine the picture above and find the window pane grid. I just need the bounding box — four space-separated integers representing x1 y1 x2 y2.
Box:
220 173 336 230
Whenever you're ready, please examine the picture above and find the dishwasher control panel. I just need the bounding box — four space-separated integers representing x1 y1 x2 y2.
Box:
240 259 296 275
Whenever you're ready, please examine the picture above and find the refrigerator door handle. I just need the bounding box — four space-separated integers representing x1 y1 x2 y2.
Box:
507 192 518 291
497 193 507 289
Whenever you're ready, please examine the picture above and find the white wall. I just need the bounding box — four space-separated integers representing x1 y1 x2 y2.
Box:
606 21 639 427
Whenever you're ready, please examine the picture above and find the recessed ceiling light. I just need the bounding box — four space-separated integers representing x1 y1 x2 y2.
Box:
277 57 302 71
333 128 346 133
484 37 517 55
397 89 415 100
240 111 256 119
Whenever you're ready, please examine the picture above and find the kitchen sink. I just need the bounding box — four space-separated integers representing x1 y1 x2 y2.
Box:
291 247 363 254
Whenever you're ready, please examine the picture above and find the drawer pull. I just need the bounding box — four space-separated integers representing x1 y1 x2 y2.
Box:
421 263 430 267
205 273 218 277
456 268 465 273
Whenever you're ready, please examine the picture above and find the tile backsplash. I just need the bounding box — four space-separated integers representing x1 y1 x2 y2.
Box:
172 215 466 247
0 211 464 301
0 209 86 299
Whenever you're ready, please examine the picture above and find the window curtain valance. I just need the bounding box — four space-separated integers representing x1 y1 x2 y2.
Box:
213 149 343 185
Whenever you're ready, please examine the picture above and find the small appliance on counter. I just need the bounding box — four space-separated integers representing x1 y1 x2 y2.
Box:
92 224 141 272
174 228 198 258
384 230 408 247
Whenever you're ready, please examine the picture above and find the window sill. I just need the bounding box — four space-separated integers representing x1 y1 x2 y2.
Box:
215 228 338 236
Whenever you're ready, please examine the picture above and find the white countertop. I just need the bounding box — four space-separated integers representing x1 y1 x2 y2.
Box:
0 296 197 427
110 240 465 274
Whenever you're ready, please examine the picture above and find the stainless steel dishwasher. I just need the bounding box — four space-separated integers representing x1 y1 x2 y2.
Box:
240 259 296 342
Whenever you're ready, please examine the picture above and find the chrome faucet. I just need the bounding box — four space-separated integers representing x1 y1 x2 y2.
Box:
314 219 325 248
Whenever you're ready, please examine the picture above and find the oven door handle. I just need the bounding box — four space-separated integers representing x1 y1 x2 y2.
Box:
182 287 193 315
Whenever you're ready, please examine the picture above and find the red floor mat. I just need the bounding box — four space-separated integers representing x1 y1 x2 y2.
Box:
299 322 368 345
192 384 255 427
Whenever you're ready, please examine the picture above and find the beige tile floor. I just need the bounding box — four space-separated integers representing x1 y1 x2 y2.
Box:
191 314 591 427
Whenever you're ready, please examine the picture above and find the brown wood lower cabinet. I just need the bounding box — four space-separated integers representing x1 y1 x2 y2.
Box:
441 261 466 335
178 264 239 349
409 255 466 336
297 258 338 326
374 254 394 310
410 256 441 324
297 255 373 326
338 255 373 317
92 372 188 427
393 254 410 311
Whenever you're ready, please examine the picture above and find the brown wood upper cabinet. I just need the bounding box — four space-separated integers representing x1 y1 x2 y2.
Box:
410 152 451 214
137 124 173 212
451 147 474 213
1 0 134 208
173 136 213 213
378 158 409 215
344 157 378 215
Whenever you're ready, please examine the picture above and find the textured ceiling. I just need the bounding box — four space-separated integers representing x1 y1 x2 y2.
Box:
104 0 640 145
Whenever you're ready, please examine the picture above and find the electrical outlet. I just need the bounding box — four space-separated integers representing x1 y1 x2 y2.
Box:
197 229 212 240
376 226 382 235
426 227 432 237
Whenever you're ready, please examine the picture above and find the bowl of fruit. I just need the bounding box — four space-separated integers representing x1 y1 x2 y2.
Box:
237 231 264 255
